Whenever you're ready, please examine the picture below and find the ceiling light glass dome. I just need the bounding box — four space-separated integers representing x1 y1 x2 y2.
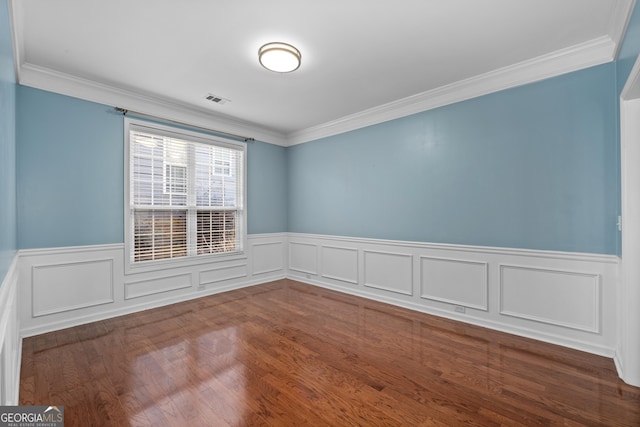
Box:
258 42 301 73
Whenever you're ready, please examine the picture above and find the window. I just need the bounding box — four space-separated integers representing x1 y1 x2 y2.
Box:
125 120 246 266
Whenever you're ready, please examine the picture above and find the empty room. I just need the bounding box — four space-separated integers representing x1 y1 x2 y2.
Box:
2 0 640 425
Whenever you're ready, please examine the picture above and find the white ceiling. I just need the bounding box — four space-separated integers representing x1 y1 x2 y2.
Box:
9 0 635 145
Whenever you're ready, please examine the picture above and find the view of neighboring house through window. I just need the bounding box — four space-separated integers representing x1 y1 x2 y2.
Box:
126 120 246 265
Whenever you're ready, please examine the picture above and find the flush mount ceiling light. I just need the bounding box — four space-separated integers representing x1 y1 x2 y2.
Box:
258 42 301 73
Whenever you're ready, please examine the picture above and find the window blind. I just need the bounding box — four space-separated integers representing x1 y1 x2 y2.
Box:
129 125 245 264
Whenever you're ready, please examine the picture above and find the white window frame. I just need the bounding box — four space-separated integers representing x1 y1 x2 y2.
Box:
124 118 247 274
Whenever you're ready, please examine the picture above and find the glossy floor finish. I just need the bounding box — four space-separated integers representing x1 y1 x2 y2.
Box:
20 280 640 426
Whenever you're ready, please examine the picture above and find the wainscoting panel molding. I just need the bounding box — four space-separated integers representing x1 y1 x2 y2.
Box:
286 233 619 357
125 272 193 300
251 241 285 276
200 263 248 286
289 241 319 275
0 255 20 405
500 265 600 333
18 234 288 337
363 250 413 295
420 256 488 311
321 245 359 284
32 258 114 317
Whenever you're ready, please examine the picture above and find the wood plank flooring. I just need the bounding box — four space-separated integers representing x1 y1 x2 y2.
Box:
20 279 640 426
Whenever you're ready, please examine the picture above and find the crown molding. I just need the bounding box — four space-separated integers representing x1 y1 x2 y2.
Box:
12 34 618 149
609 0 636 60
7 0 23 84
286 36 617 146
16 63 288 146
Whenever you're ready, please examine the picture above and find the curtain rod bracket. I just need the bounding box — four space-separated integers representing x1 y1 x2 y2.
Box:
114 106 255 142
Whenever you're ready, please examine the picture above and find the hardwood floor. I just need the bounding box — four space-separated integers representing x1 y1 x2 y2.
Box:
20 279 640 426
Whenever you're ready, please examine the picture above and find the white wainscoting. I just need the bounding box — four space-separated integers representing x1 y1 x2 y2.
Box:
199 263 249 287
252 241 285 275
12 232 623 376
0 255 20 405
289 241 318 275
363 250 413 295
287 233 619 357
32 258 114 316
321 245 358 284
420 256 489 311
18 233 287 337
500 265 600 333
125 272 192 300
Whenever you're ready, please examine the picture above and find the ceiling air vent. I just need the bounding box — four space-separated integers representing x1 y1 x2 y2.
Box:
204 93 230 105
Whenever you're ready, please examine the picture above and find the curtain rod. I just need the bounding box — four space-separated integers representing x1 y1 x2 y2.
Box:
114 107 255 142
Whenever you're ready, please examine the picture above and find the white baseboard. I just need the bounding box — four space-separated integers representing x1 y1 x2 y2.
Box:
0 254 21 405
287 233 619 357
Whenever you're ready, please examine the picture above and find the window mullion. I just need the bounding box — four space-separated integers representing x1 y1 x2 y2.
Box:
187 143 197 257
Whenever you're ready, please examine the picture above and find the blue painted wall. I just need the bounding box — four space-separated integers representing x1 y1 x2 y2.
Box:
16 87 124 248
16 86 288 249
13 64 622 255
0 0 17 282
288 63 618 254
247 140 288 233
